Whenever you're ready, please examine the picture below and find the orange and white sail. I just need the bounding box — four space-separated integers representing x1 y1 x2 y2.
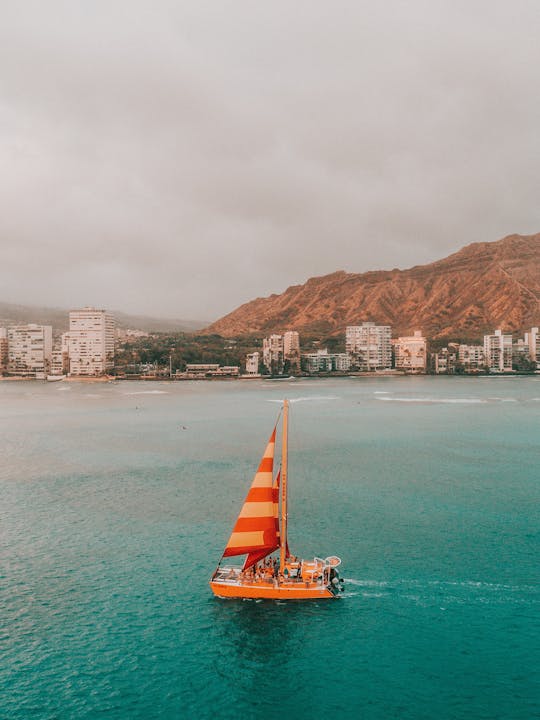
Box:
222 426 280 569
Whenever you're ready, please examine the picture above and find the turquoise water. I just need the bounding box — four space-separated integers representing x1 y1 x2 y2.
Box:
1 376 539 719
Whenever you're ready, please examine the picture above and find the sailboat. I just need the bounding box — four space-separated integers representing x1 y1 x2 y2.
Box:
210 399 344 600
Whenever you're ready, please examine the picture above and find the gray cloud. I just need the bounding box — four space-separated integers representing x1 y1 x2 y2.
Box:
0 1 539 320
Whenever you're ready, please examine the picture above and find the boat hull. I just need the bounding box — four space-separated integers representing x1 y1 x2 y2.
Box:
210 579 336 600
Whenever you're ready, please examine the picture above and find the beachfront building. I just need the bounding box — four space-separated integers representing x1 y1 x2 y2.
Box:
431 346 458 374
0 328 8 374
483 329 512 373
0 327 7 367
244 352 260 375
50 333 70 376
302 349 351 374
7 324 53 377
66 308 115 376
525 327 540 369
262 334 284 375
345 323 392 371
181 364 239 378
283 331 301 374
394 331 427 373
458 344 485 373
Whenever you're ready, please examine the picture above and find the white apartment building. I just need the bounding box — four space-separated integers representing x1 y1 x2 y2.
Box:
245 351 260 375
394 330 427 373
262 334 284 374
7 324 53 377
283 331 300 356
66 308 115 376
0 328 8 374
458 344 485 372
345 323 392 371
525 327 539 368
483 329 512 373
303 349 351 373
283 331 301 373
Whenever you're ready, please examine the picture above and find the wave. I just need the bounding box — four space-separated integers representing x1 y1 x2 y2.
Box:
266 396 340 403
124 390 169 395
375 396 486 404
486 397 518 402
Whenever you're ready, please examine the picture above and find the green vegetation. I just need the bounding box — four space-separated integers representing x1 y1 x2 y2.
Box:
115 333 263 374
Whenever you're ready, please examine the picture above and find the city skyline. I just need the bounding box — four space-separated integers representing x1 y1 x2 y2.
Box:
1 2 539 320
1 306 538 377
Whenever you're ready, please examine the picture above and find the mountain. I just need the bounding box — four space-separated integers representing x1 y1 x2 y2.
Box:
205 232 540 339
0 303 207 334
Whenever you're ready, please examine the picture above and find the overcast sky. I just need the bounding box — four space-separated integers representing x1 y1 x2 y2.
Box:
1 1 539 321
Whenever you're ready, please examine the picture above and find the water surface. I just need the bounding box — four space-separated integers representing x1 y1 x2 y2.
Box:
1 376 539 719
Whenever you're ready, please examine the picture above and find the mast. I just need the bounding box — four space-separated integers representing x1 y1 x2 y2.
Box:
279 399 289 574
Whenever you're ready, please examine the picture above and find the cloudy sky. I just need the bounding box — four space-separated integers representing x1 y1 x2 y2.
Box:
1 1 539 321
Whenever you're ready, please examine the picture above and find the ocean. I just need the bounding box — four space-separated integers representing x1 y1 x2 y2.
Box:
1 376 539 719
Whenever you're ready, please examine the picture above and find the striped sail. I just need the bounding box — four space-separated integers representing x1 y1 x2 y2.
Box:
223 426 280 569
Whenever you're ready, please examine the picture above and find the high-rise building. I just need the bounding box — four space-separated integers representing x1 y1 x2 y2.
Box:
525 327 539 368
483 329 512 373
283 331 300 373
394 331 427 372
0 328 8 374
66 308 115 376
7 324 53 377
345 323 392 370
262 334 284 375
458 344 485 372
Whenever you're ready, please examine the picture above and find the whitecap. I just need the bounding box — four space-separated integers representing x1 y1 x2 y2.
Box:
376 396 486 404
124 390 169 395
265 396 339 404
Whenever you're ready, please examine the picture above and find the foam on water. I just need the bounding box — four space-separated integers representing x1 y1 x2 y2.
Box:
124 390 169 395
376 396 486 403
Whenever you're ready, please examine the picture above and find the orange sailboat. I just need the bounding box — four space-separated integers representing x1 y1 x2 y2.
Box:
210 399 344 600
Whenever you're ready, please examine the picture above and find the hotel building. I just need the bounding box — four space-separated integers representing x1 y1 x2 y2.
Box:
66 308 115 376
345 323 392 371
483 329 512 373
7 324 53 377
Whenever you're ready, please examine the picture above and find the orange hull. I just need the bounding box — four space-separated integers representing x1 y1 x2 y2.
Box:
210 578 336 600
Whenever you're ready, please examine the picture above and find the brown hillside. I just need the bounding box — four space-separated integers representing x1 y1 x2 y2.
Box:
205 233 540 339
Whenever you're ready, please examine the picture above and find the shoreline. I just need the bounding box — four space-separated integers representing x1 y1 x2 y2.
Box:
1 371 538 383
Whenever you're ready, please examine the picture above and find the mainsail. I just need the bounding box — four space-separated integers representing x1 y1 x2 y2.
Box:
222 426 280 569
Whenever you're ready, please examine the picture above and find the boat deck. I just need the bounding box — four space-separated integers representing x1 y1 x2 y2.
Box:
210 565 338 600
